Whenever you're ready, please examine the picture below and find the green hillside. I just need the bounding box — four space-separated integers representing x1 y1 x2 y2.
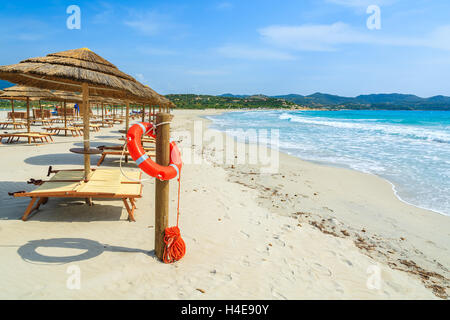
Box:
166 94 298 109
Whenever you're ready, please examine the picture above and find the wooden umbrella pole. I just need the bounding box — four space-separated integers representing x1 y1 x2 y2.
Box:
11 100 15 122
101 102 104 126
141 105 145 122
26 97 30 142
155 112 171 261
125 101 130 131
39 100 43 121
64 101 67 136
82 83 91 180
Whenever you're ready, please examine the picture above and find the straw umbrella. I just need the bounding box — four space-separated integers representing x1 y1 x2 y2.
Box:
0 48 163 180
0 85 59 142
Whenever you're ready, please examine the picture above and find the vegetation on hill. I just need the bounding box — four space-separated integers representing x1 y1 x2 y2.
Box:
165 94 298 109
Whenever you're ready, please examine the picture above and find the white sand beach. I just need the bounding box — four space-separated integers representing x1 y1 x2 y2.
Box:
0 109 448 300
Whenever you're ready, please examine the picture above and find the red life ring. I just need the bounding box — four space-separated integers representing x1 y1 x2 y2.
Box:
127 122 182 180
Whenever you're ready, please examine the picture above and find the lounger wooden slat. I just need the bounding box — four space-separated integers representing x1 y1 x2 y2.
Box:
50 171 85 181
14 169 142 221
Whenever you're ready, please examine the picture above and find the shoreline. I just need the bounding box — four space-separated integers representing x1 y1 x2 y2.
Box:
204 109 449 218
185 109 450 299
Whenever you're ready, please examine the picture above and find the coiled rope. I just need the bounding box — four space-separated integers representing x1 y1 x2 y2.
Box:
163 172 186 264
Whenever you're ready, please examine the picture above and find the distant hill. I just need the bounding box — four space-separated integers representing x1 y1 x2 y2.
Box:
271 92 450 110
166 92 450 110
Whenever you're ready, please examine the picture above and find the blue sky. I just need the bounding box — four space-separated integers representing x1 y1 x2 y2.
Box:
1 0 450 97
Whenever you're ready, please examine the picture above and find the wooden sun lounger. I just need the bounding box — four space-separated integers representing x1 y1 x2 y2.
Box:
0 132 56 144
71 123 101 132
13 169 143 221
49 117 65 124
91 120 114 127
44 126 82 137
0 121 27 129
31 119 52 126
109 118 124 124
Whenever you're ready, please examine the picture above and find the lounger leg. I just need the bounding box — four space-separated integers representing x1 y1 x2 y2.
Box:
31 197 48 213
97 154 106 166
85 197 93 206
123 199 136 222
22 197 38 221
130 198 137 210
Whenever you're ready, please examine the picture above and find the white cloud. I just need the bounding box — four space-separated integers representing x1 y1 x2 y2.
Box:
259 22 450 52
92 2 115 24
186 69 229 76
325 0 396 7
138 47 178 56
16 33 44 41
427 25 450 51
217 2 233 10
259 22 368 51
124 11 171 36
216 44 296 60
135 73 145 82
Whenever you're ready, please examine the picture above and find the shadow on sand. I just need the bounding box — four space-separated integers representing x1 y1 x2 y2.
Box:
18 238 154 264
24 153 101 166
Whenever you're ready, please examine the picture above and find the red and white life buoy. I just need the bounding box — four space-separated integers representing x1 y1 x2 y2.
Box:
127 122 182 180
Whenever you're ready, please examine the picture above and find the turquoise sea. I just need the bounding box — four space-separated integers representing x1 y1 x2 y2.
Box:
207 110 450 216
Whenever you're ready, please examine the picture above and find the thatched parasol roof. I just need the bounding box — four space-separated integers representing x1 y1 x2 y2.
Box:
89 95 123 105
51 90 82 103
0 48 163 104
0 85 58 101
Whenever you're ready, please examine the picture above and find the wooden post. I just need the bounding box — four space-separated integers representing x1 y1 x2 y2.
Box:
155 112 171 261
141 105 145 122
64 101 67 136
82 83 91 180
26 97 31 143
11 100 15 122
125 101 130 131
